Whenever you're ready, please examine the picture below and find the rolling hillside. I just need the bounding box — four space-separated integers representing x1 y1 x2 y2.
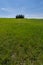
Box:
0 18 43 65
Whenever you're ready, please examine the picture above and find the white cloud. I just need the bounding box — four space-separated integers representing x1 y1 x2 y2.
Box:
25 13 43 18
1 7 26 13
0 7 43 18
1 8 15 12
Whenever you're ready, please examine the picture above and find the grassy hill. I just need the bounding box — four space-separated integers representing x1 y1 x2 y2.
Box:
0 18 43 65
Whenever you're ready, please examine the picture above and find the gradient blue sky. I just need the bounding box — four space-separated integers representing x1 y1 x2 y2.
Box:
0 0 43 18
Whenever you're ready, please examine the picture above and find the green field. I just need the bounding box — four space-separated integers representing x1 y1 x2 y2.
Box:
0 18 43 65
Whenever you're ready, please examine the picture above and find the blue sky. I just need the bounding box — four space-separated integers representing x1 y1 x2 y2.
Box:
0 0 43 18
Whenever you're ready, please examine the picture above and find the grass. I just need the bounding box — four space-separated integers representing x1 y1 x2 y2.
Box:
0 18 43 65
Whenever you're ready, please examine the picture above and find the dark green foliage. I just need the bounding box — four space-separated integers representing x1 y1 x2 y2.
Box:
16 14 24 19
1 58 10 65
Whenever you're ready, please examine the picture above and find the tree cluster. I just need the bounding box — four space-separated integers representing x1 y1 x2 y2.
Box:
16 14 24 19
